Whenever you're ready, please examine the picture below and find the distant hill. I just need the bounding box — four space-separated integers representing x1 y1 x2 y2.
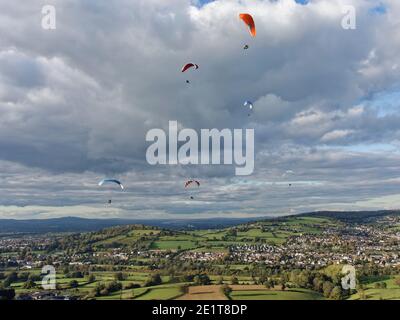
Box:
0 210 398 234
0 216 262 234
0 217 133 234
302 210 400 222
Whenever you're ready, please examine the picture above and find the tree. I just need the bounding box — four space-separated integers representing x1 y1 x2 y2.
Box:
88 274 96 283
66 271 84 279
231 277 239 285
22 279 36 289
3 272 17 288
69 280 79 288
329 286 343 300
93 283 106 297
323 281 334 298
193 274 211 286
313 277 323 292
106 281 123 293
221 284 232 297
2 278 12 288
114 272 126 281
145 273 162 287
374 282 387 289
0 288 15 300
125 283 141 290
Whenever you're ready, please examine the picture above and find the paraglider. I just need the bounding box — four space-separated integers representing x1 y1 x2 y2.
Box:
185 180 200 200
282 171 294 187
239 13 256 51
98 179 124 204
244 101 254 116
182 63 199 84
239 13 256 37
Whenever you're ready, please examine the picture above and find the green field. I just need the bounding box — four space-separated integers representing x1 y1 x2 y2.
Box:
135 286 183 300
231 288 324 300
150 240 197 250
349 277 400 300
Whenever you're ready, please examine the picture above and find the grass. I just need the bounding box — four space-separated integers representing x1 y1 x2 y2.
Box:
230 288 324 300
135 286 183 300
150 240 197 250
349 276 400 300
93 229 160 247
349 288 400 300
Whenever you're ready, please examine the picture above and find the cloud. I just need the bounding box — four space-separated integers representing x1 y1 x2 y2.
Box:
321 129 354 142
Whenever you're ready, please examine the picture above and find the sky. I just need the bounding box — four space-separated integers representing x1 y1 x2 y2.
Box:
1 0 400 220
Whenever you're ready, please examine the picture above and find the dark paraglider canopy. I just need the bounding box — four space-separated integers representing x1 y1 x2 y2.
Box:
181 63 199 73
185 180 200 188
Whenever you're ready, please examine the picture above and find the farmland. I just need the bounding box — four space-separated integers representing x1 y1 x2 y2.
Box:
1 212 400 300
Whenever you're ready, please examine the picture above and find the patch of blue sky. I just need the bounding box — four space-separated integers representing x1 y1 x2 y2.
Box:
321 143 398 154
193 0 215 7
294 0 309 5
369 2 387 15
362 89 400 118
194 0 383 10
231 178 323 186
196 0 311 7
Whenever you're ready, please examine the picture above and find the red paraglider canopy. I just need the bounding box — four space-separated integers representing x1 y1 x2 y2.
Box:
181 63 199 73
239 13 256 37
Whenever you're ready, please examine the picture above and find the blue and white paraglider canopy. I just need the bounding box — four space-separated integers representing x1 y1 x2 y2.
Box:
98 179 124 190
243 101 254 110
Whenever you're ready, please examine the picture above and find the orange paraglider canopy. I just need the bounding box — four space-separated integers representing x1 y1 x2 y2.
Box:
239 13 256 37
